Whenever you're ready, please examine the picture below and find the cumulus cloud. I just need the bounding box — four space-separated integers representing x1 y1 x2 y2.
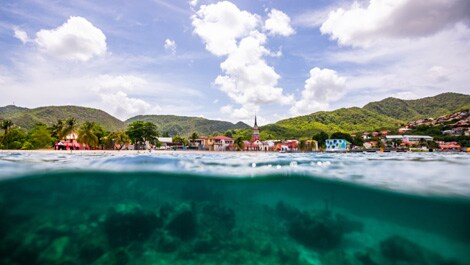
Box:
192 1 260 56
320 0 470 47
428 65 450 83
164 38 177 54
94 74 148 92
14 28 29 44
99 91 152 120
189 0 198 7
290 67 345 116
192 1 294 122
35 16 107 61
264 9 295 37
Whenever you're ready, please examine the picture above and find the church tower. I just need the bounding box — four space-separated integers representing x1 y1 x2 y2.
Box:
252 115 260 141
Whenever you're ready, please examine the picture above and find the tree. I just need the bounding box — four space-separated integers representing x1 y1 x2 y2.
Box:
224 130 233 138
126 121 159 149
78 122 99 148
190 132 199 147
28 123 53 149
106 131 130 150
1 128 26 149
299 139 306 152
162 131 170 137
352 134 364 147
234 137 244 151
418 138 428 148
49 119 64 139
312 131 329 148
60 118 78 139
172 135 184 144
1 120 13 135
330 132 354 143
92 123 108 149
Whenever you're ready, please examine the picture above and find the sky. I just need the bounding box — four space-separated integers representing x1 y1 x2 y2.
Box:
0 0 469 125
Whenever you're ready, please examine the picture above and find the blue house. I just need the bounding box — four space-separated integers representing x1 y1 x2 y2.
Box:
325 139 351 151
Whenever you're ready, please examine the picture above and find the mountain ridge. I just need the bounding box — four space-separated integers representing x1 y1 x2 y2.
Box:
1 92 468 137
363 92 470 121
125 115 250 136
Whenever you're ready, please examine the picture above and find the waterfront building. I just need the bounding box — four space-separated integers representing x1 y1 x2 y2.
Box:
208 136 234 151
325 139 351 151
385 135 433 145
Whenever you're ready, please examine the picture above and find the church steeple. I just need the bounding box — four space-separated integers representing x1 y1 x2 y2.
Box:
252 115 260 141
254 115 258 128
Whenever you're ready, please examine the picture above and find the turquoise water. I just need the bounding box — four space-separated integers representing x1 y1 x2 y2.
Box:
0 152 469 264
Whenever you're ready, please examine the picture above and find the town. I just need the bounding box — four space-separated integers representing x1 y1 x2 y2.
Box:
2 111 464 153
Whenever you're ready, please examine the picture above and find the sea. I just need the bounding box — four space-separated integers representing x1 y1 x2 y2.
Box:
0 151 469 265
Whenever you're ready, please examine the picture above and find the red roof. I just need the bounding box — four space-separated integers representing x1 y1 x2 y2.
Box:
211 136 234 140
440 144 461 149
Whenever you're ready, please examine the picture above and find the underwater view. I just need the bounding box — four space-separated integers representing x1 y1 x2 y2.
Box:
0 151 469 265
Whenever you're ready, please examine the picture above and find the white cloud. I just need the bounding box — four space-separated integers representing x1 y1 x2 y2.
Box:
264 9 295 37
290 67 345 116
35 16 107 61
192 1 294 122
428 66 450 83
192 1 260 56
99 91 153 120
13 28 29 44
164 38 177 54
320 0 470 47
189 0 198 7
95 74 148 92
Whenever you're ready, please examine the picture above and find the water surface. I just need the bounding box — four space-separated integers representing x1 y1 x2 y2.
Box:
0 151 469 264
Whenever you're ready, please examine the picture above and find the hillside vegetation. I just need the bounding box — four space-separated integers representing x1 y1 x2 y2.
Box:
257 107 402 139
363 92 470 121
126 115 250 136
0 105 126 131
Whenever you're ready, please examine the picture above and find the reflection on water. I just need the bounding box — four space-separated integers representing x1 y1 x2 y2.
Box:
0 170 469 265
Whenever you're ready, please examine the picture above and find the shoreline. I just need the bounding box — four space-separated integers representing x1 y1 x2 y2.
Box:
0 149 468 154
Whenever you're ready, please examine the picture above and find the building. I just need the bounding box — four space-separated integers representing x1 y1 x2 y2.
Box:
157 137 173 149
385 135 433 146
252 115 260 141
436 141 461 150
244 115 268 151
325 139 351 152
305 140 319 151
208 136 234 151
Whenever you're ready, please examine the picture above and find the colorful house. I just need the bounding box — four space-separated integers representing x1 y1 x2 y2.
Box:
208 136 234 151
325 139 351 151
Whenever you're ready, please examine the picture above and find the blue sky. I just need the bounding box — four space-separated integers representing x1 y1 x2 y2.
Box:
1 0 469 124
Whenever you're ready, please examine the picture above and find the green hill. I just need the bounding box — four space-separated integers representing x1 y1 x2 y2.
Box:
258 107 402 139
364 92 470 120
0 105 126 131
125 115 250 136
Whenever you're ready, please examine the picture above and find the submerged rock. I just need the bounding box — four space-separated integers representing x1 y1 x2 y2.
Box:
103 205 162 248
380 235 426 264
201 203 236 235
379 235 465 265
288 212 343 250
287 209 362 251
166 209 197 241
276 201 301 220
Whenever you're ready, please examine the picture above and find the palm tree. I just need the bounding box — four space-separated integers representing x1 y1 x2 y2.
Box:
299 139 306 152
1 120 13 135
78 122 98 148
61 118 78 139
107 131 131 150
234 137 244 151
190 132 198 147
50 119 64 139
